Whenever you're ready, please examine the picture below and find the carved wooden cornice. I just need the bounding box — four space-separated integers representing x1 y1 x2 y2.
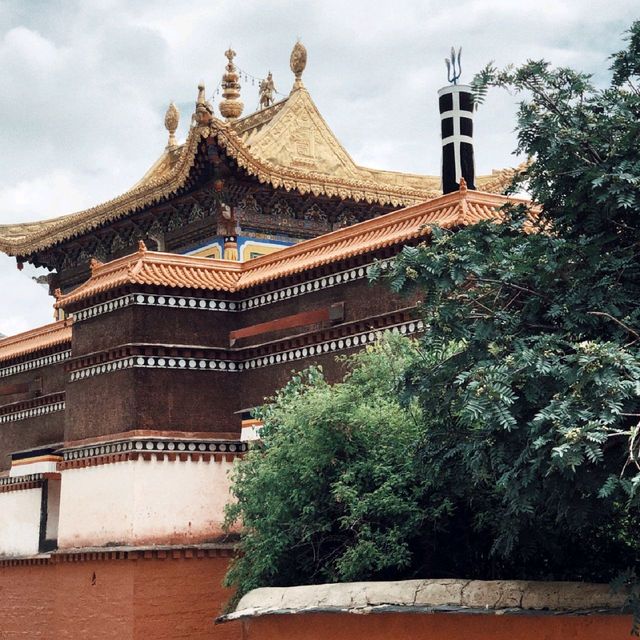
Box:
54 188 535 310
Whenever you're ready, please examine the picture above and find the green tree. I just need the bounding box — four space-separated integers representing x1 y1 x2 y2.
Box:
224 337 427 603
377 19 640 585
224 21 640 609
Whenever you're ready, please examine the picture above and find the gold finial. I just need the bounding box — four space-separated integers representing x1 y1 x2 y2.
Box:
164 102 180 148
290 40 307 91
197 83 206 104
459 176 468 195
138 239 147 253
194 83 213 125
219 47 244 120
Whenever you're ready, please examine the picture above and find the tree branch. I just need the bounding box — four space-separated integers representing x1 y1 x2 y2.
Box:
587 311 640 343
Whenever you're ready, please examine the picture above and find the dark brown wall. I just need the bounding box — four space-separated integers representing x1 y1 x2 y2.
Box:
236 278 413 348
72 302 236 357
64 369 137 442
0 358 68 470
1 256 417 458
134 368 240 434
64 368 240 442
239 349 357 411
0 413 64 471
0 359 67 406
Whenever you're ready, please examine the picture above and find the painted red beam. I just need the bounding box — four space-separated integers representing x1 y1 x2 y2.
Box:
230 304 344 345
0 382 29 397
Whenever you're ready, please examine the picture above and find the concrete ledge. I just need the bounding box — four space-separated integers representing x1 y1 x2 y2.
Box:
222 579 628 621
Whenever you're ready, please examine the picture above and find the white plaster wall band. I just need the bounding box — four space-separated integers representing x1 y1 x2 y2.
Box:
61 438 247 462
0 473 46 487
73 293 239 322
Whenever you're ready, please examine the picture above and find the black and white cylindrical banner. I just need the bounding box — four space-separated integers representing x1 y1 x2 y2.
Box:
438 84 476 194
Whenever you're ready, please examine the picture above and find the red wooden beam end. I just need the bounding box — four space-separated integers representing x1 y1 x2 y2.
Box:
230 303 345 345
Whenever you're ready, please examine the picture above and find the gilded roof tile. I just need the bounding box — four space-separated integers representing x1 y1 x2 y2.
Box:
0 86 521 259
0 319 72 363
56 189 534 310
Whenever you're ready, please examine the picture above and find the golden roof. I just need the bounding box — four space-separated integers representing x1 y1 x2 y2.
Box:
56 187 533 309
0 75 520 259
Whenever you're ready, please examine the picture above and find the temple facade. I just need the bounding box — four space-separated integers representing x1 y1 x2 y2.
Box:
0 42 513 293
0 42 523 639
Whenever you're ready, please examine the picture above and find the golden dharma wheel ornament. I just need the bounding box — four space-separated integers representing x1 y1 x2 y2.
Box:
164 102 180 148
290 40 307 90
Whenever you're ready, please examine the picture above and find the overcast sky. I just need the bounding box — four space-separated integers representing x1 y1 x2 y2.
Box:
0 0 636 336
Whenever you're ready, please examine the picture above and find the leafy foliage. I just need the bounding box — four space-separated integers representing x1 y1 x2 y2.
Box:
224 337 426 604
383 17 640 601
224 21 640 611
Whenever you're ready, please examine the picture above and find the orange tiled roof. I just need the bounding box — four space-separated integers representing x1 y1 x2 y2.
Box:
56 244 243 306
236 187 524 288
0 319 72 363
57 188 533 309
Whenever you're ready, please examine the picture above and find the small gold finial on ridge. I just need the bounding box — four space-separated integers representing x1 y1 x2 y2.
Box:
164 102 180 148
197 83 206 104
194 83 213 125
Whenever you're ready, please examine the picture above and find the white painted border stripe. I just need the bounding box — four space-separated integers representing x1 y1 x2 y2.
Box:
71 259 395 323
68 319 425 382
0 401 65 424
0 350 71 380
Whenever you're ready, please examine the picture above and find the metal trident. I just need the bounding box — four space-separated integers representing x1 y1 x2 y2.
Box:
445 46 462 85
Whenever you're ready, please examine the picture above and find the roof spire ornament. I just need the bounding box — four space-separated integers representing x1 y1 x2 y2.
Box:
89 257 103 274
194 83 213 125
290 40 307 92
445 46 462 85
164 102 180 148
219 47 244 120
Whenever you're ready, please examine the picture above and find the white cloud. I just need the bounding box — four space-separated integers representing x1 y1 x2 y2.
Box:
0 255 53 336
0 170 89 220
0 0 637 335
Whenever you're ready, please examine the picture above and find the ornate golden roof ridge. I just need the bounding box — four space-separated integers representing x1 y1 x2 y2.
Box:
0 90 522 258
233 97 289 136
0 121 209 257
